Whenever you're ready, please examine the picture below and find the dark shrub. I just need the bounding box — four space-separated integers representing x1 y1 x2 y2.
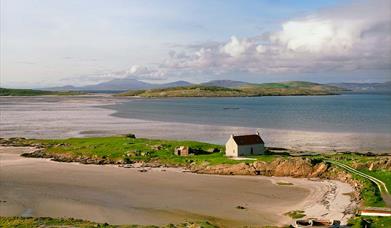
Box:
125 133 136 138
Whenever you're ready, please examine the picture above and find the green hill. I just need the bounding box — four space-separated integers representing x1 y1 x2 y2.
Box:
0 88 84 96
118 85 247 97
238 81 345 96
118 81 346 97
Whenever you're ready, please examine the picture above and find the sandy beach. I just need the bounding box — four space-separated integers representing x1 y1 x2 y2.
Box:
0 147 356 227
0 96 390 153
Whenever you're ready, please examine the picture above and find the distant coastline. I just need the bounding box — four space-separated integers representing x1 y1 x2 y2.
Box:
5 80 391 97
1 80 347 97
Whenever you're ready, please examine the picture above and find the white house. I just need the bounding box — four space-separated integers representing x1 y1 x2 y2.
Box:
225 132 265 157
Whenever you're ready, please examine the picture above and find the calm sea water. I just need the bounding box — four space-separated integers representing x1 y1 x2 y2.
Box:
104 94 391 134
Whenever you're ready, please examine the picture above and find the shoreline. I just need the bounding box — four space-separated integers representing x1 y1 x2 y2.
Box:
0 146 357 226
1 96 390 153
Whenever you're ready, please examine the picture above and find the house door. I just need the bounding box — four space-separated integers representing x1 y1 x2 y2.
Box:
250 147 253 155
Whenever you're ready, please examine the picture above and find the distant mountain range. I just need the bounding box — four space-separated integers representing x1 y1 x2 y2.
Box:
42 77 391 94
44 78 193 92
327 81 391 93
43 79 256 92
200 80 250 88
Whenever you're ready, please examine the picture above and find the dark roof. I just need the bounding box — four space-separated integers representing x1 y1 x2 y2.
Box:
233 134 264 145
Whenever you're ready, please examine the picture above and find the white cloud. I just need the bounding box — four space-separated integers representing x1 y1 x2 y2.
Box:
162 0 391 77
221 36 252 57
271 19 356 53
55 0 391 85
124 65 168 80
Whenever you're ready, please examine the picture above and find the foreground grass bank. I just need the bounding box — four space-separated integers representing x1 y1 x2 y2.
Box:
0 217 218 228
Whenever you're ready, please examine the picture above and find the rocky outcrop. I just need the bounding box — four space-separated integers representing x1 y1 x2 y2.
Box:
351 157 391 171
21 150 121 165
0 137 44 148
192 158 330 178
192 158 363 203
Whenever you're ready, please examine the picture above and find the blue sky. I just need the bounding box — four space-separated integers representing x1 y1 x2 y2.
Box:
1 0 390 88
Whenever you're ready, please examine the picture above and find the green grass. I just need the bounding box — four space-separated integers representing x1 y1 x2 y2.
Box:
360 169 391 192
321 153 384 166
118 81 345 97
0 88 84 96
348 216 391 228
276 182 294 186
352 174 386 207
0 217 218 228
284 210 305 219
238 81 344 96
0 217 109 228
118 86 246 97
27 136 279 166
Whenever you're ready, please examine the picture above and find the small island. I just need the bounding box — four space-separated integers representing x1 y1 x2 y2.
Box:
118 81 346 97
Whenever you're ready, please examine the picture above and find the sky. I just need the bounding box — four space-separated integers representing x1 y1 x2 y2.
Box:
1 0 390 88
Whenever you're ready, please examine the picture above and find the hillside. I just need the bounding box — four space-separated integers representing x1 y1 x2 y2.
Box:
328 81 391 93
0 88 84 96
118 85 247 97
44 78 193 91
119 81 346 97
201 80 250 88
239 81 346 96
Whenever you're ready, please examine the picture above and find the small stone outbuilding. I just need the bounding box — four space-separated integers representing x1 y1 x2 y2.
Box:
225 132 265 157
174 146 189 156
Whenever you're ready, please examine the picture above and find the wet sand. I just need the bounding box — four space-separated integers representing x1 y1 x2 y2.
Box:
0 147 355 226
0 96 390 153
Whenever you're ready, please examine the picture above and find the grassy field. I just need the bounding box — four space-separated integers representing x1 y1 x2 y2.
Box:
0 217 218 228
239 81 344 96
0 88 84 96
118 86 247 97
118 81 345 97
359 169 391 192
351 174 386 207
25 136 278 166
